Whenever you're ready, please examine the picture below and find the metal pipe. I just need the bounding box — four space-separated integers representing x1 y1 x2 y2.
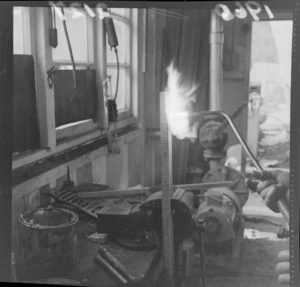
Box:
209 10 224 111
95 254 128 285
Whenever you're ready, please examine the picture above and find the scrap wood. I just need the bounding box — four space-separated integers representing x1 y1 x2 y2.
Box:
77 187 150 198
77 181 233 199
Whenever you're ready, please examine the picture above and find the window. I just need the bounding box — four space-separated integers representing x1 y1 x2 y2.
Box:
13 8 40 156
13 7 31 54
50 8 98 140
52 8 94 64
12 7 143 169
106 8 132 113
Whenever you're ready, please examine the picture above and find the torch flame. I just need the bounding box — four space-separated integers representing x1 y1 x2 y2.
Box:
165 62 198 140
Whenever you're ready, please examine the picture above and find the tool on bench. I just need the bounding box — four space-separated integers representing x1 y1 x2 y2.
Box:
95 253 128 285
95 246 137 284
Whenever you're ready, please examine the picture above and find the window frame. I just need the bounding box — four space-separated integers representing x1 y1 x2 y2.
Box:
13 7 32 55
52 8 99 141
12 7 143 170
51 7 95 65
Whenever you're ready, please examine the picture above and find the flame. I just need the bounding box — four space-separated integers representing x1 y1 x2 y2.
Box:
165 62 198 140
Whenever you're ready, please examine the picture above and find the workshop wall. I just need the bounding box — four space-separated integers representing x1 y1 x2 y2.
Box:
222 18 252 170
11 130 143 261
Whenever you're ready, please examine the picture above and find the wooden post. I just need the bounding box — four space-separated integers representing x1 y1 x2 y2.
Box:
289 2 300 287
160 91 174 286
0 2 13 281
33 7 56 149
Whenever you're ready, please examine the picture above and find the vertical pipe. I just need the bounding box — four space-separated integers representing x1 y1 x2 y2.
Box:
160 92 175 286
209 10 224 111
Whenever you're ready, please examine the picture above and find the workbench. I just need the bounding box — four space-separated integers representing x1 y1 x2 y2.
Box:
74 219 163 287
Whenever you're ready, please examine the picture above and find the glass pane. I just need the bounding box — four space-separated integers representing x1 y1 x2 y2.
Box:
110 8 127 17
52 8 88 62
106 19 128 64
13 7 24 54
107 67 127 110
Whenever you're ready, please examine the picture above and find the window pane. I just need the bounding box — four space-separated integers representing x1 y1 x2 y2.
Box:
54 69 98 127
52 8 89 62
110 8 127 17
106 19 128 64
107 67 127 110
13 7 24 54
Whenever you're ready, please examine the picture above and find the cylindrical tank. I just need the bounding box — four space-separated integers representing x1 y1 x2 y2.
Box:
17 206 78 281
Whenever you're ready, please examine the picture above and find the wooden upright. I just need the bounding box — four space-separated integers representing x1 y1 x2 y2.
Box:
159 91 175 286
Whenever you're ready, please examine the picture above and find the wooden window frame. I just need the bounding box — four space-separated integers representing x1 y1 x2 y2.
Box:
12 7 143 170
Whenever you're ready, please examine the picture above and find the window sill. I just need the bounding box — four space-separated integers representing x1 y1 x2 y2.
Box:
13 116 138 170
12 126 143 188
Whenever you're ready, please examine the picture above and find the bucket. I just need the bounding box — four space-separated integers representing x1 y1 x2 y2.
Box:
17 206 78 281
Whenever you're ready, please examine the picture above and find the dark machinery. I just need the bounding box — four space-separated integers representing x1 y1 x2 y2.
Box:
191 107 249 265
188 109 289 271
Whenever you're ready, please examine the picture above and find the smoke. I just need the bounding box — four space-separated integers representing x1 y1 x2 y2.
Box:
165 62 199 140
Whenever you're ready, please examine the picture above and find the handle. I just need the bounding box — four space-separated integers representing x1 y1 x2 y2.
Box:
247 180 289 226
95 254 128 285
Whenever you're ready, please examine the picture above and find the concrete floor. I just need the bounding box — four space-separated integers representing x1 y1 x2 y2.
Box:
202 192 289 287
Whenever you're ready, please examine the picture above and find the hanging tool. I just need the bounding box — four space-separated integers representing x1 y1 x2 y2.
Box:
103 76 119 153
49 7 58 48
102 7 119 122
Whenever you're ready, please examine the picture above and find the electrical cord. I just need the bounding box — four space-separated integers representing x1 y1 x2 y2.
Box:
60 7 77 89
113 46 119 101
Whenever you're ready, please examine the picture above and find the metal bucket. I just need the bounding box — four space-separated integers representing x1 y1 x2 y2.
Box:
17 206 78 281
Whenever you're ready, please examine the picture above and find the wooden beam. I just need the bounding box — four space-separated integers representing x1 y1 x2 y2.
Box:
160 91 174 286
77 187 149 198
33 7 56 149
0 2 13 281
76 181 233 198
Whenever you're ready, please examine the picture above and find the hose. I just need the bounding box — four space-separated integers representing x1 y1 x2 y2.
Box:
113 47 119 101
60 7 77 89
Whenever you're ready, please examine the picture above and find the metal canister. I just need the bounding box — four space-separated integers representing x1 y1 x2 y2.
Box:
17 206 78 281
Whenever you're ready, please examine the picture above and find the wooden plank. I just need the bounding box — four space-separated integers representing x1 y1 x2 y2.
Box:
33 7 56 149
178 181 233 191
76 181 233 198
77 187 149 198
160 91 175 286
